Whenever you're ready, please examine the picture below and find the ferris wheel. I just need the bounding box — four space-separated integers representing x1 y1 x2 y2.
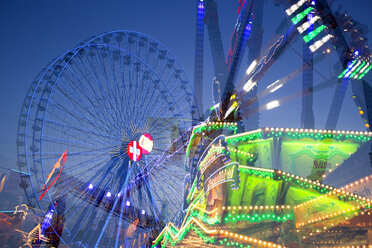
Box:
16 30 199 247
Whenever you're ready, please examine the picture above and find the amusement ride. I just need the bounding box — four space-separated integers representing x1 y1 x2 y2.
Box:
14 0 372 247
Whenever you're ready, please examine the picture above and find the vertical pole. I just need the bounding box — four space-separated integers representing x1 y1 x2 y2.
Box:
193 0 205 118
301 0 315 129
243 0 264 131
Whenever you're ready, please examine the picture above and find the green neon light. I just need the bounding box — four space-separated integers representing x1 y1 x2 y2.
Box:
229 149 256 163
226 130 370 145
186 123 238 157
224 213 294 224
154 223 216 247
190 211 221 225
303 25 326 43
350 61 365 78
338 60 356 78
291 7 313 25
240 167 275 179
338 68 349 78
358 64 372 79
280 175 330 194
219 238 253 248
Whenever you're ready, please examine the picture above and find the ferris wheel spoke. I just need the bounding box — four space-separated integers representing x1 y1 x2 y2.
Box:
26 113 112 149
49 89 119 138
116 47 134 125
92 46 126 131
50 155 121 207
39 135 113 151
52 61 112 130
145 173 179 218
92 165 136 247
85 46 124 131
43 93 109 138
51 154 111 188
37 114 116 146
50 74 117 139
58 163 122 232
42 98 115 141
74 51 122 134
106 49 128 130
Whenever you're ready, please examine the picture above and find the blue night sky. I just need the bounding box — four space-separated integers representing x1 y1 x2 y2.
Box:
0 0 371 170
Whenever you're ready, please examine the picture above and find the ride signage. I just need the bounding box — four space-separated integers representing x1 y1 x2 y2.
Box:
205 162 240 193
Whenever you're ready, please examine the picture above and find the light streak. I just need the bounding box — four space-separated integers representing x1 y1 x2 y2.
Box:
285 0 307 16
297 15 320 33
345 60 361 78
309 34 333 52
269 84 283 93
243 79 256 92
246 59 257 75
266 100 280 110
291 7 313 25
303 25 326 43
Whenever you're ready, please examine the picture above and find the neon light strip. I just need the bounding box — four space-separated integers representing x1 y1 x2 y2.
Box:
291 7 313 25
303 25 326 43
294 187 371 210
345 61 361 78
297 15 320 33
226 129 262 140
218 230 284 248
357 62 371 76
209 103 219 111
264 127 372 136
286 0 307 16
338 60 356 78
228 147 254 158
222 205 292 211
10 169 31 176
297 204 365 227
358 64 372 79
309 34 333 52
192 205 218 215
240 165 274 173
351 61 366 78
153 216 283 248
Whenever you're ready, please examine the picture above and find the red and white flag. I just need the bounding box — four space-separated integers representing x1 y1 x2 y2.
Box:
139 133 153 155
127 141 142 162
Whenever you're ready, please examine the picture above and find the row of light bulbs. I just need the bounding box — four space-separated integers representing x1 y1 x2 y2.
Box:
222 205 291 211
341 175 372 191
295 186 371 210
228 147 255 158
264 127 372 136
297 205 364 227
218 230 284 248
207 122 238 126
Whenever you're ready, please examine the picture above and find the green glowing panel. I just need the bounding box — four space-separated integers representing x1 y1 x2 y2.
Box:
226 175 280 206
291 7 313 25
280 138 360 181
233 138 274 169
294 193 358 228
285 187 321 206
303 25 326 43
